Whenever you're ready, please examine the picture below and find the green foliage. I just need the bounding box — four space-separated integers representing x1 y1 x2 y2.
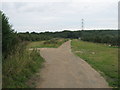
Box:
18 30 118 46
80 30 118 46
2 11 45 88
18 32 52 41
71 40 118 87
27 38 68 48
2 43 44 88
2 11 119 88
1 11 19 58
18 30 81 42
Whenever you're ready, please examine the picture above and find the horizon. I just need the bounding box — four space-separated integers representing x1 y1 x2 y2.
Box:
17 29 118 33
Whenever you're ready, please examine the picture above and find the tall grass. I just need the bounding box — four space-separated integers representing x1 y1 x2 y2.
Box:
2 42 44 88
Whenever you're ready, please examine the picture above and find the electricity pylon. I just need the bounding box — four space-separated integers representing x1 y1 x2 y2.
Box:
82 19 84 30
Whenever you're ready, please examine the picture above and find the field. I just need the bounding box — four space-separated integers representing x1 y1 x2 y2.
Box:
71 39 118 87
27 38 68 48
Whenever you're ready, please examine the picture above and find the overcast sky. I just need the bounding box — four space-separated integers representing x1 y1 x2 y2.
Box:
2 0 119 32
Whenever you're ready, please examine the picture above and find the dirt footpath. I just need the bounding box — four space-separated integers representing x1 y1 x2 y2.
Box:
36 40 109 88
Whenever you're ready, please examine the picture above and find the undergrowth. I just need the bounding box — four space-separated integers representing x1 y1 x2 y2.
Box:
2 42 44 88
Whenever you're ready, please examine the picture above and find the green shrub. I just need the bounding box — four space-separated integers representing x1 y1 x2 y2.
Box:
1 11 20 58
2 43 44 88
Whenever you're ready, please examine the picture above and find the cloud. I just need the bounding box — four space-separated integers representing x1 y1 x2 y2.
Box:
2 0 118 32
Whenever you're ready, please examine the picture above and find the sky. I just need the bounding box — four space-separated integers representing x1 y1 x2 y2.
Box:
1 0 119 32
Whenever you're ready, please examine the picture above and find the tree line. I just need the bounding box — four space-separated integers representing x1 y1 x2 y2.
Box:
80 30 119 46
18 30 119 46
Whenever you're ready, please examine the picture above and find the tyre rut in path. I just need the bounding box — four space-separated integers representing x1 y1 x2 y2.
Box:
36 40 109 88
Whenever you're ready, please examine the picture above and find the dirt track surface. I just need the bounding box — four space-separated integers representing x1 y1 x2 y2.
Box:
36 40 109 88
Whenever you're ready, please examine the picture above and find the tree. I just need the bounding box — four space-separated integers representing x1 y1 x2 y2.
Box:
1 11 19 58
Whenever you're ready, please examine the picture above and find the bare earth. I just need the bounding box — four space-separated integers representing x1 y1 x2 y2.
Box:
36 40 109 88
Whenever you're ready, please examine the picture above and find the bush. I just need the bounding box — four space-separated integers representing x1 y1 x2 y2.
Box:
2 43 44 88
1 11 20 58
43 39 58 45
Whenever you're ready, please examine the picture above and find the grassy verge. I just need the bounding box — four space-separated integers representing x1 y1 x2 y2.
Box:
2 43 45 88
27 38 68 48
71 39 118 87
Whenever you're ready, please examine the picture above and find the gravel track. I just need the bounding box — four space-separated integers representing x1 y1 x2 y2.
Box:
36 40 109 88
